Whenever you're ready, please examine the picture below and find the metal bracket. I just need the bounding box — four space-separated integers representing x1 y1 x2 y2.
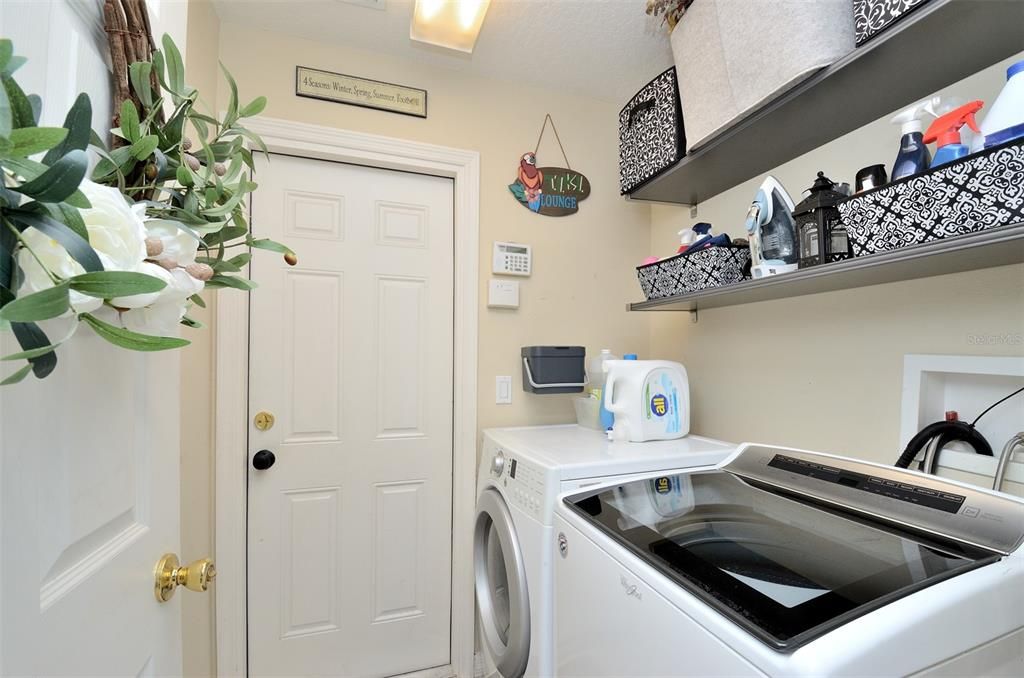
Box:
690 308 698 323
689 204 699 218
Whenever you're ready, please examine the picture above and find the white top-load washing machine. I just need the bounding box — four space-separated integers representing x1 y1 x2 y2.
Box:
554 443 1024 677
475 425 737 678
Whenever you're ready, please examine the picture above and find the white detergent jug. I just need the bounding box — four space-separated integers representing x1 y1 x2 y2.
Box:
603 360 690 442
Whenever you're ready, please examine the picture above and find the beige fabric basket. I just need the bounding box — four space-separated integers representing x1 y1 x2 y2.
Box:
670 0 855 152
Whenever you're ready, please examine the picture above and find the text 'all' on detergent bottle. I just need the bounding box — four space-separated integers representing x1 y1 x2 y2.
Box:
603 359 690 442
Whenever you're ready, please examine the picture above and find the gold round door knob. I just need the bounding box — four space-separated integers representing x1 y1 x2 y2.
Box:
254 411 275 431
154 553 217 603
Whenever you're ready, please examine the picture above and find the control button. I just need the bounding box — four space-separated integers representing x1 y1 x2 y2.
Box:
962 506 980 518
492 452 506 477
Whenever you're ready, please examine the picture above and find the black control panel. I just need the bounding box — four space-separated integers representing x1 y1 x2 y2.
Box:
768 454 966 514
509 458 518 479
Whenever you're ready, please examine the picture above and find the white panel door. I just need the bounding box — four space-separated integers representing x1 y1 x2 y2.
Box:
248 153 455 677
0 1 187 676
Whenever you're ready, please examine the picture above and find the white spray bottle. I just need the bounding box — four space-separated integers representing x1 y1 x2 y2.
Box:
890 97 939 181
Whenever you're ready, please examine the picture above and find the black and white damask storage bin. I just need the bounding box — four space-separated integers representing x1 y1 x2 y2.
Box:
637 246 751 301
618 67 685 195
853 0 933 46
837 138 1024 257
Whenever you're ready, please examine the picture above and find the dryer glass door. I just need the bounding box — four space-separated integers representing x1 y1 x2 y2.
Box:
475 489 530 678
564 470 999 652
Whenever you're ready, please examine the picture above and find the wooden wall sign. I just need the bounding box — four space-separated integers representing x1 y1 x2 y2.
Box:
508 155 591 217
508 116 590 217
295 66 427 118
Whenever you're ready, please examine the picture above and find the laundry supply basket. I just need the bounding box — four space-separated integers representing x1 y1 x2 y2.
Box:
637 246 751 301
618 67 686 194
837 137 1024 256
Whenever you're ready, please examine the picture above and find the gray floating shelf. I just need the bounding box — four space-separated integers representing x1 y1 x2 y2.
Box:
629 223 1024 312
628 0 1024 205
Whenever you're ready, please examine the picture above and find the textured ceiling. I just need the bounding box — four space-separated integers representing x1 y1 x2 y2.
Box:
211 0 674 102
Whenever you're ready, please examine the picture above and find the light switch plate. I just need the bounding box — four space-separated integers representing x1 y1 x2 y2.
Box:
496 376 512 404
488 279 520 309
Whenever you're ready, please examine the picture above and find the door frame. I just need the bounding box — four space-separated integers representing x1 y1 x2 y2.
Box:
214 116 480 677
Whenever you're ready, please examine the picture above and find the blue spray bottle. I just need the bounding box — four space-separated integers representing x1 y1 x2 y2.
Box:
890 97 939 180
924 101 984 167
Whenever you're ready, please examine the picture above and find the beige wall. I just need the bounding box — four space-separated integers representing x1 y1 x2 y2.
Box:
181 2 651 674
649 52 1024 465
181 1 220 676
214 21 652 429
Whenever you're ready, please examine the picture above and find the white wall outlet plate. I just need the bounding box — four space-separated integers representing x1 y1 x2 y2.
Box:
488 279 520 309
495 376 512 404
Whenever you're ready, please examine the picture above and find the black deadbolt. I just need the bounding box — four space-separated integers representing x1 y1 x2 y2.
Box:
252 449 276 470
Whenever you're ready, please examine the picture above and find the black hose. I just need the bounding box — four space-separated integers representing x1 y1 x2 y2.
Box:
894 420 993 470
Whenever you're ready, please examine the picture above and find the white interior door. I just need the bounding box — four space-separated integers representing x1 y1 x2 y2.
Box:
0 1 187 675
248 153 455 677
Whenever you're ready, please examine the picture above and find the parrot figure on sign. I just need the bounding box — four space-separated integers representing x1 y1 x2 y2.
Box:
516 152 543 212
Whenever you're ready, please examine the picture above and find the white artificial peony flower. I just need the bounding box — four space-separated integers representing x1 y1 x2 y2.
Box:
17 180 149 314
17 228 103 314
118 258 204 334
143 219 200 268
78 180 149 273
111 219 206 320
111 261 171 309
120 295 190 336
166 267 205 299
15 180 207 336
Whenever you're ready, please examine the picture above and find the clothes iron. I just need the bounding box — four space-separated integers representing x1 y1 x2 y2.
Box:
744 176 799 278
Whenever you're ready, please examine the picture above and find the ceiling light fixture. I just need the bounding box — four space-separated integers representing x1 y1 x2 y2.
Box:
411 0 491 53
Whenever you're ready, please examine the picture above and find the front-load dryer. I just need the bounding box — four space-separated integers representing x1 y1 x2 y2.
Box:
554 443 1024 677
474 424 736 678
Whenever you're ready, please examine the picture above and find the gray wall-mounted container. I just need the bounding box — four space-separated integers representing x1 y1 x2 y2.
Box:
521 346 586 394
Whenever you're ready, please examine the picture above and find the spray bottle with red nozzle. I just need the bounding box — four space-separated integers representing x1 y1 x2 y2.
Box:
923 100 984 167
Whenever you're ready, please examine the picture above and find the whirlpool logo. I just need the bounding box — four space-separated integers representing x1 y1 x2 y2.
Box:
620 575 642 600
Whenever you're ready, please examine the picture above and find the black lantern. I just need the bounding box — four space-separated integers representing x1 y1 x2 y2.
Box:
794 171 851 268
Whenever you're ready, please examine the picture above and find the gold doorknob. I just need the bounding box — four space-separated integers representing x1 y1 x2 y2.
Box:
154 553 217 603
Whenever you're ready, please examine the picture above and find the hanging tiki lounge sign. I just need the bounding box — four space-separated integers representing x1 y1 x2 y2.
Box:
508 115 591 217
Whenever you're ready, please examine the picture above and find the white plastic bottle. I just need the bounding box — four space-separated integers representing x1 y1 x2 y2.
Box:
604 360 690 442
979 59 1024 150
588 349 619 431
588 349 618 390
